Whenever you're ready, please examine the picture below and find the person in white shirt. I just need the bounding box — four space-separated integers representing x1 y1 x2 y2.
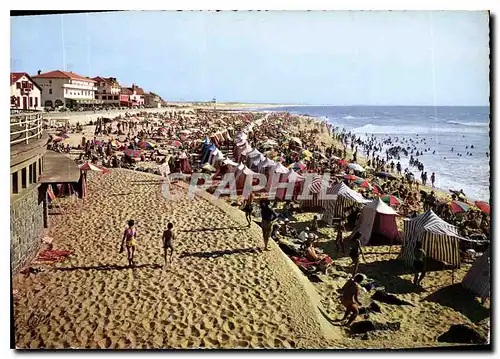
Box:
298 227 310 242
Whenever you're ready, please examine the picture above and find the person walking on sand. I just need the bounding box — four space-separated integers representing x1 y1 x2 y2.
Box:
413 241 426 285
243 191 255 227
162 222 175 267
260 199 278 251
121 219 137 267
430 172 436 188
349 231 366 275
337 274 365 326
335 221 345 253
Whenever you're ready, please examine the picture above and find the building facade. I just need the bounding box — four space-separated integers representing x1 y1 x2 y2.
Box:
10 73 43 111
120 84 145 107
32 70 97 109
92 76 121 106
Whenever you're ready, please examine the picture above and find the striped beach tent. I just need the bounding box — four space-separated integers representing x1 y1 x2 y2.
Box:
462 248 490 303
398 210 463 268
322 182 371 225
298 175 331 209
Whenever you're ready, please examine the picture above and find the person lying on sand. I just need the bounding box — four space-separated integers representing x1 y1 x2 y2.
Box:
338 274 365 326
121 219 137 267
162 222 175 267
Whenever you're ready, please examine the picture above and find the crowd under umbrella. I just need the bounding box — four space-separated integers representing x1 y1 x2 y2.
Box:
449 200 470 214
474 200 490 215
138 141 155 150
381 194 403 207
348 163 365 172
353 178 372 190
343 174 361 181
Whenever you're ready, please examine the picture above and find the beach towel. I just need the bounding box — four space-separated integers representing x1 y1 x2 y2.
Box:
290 255 333 270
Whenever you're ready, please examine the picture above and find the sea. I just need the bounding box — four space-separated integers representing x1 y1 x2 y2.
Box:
252 106 491 202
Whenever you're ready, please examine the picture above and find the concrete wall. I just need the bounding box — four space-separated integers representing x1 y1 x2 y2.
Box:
10 184 44 273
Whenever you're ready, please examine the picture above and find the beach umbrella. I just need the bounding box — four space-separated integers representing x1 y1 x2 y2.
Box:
201 163 216 172
124 149 142 159
138 141 155 150
166 139 182 148
353 178 372 189
288 162 306 171
474 201 490 215
337 159 348 166
343 174 361 181
79 162 110 174
301 149 312 158
449 200 470 214
381 194 403 206
348 163 365 172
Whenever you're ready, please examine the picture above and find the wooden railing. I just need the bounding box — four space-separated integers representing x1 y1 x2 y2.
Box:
10 112 44 146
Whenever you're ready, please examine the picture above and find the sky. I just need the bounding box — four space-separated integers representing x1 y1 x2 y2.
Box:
10 11 490 106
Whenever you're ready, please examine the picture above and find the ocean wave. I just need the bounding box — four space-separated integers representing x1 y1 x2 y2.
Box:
351 123 486 135
342 115 371 120
446 120 489 127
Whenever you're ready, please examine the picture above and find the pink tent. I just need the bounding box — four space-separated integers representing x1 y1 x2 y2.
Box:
179 152 192 174
357 198 400 246
235 164 257 191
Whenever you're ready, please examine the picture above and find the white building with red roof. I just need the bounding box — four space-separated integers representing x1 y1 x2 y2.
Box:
10 72 42 111
32 70 97 109
92 76 121 106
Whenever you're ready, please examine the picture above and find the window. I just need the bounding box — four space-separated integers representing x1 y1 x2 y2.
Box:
49 89 52 95
95 94 99 99
21 168 27 189
49 80 52 84
114 95 119 101
16 82 21 89
33 162 37 183
35 97 38 108
103 90 106 94
29 97 33 107
38 159 42 176
12 172 18 194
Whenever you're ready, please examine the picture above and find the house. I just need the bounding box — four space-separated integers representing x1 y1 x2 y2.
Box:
32 70 97 109
120 84 145 107
144 92 162 108
92 76 121 107
10 72 42 111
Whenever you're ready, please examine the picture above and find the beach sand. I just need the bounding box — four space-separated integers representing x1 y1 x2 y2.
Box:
12 169 337 349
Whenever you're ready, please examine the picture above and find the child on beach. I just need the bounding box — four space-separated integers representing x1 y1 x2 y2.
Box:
162 222 175 267
121 219 137 267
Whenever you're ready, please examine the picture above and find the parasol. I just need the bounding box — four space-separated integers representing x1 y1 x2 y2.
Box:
348 163 365 172
474 201 490 215
381 194 403 206
449 200 470 214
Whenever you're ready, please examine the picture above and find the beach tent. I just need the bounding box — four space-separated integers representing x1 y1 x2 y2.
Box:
178 152 192 174
356 198 400 246
298 175 331 209
398 210 463 268
235 164 257 191
462 248 490 303
201 143 215 164
234 141 251 163
257 157 276 175
237 144 253 164
208 148 225 166
322 182 371 225
266 163 290 193
246 149 265 170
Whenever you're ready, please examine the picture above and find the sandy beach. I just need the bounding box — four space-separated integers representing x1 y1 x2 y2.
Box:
13 169 335 349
